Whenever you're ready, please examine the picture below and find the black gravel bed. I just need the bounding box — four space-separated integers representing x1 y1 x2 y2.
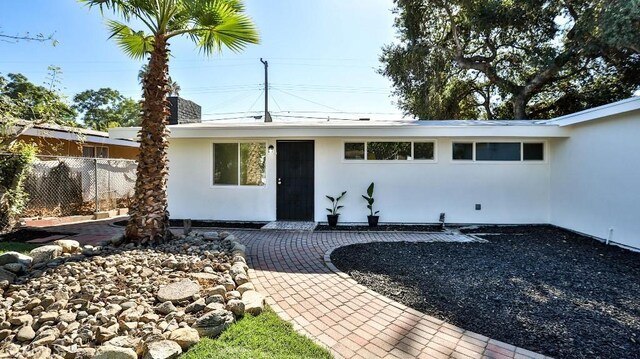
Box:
330 225 640 359
0 229 75 242
113 220 267 229
315 224 443 232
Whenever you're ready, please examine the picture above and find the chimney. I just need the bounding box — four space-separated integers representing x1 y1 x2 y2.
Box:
168 97 202 125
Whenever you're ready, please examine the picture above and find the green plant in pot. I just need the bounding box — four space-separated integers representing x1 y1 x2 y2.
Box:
326 191 347 227
362 182 380 227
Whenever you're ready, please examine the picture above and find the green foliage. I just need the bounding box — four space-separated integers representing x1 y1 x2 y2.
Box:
0 242 40 255
380 0 640 119
0 70 76 124
73 88 141 131
325 191 347 215
362 182 379 216
81 0 260 58
182 306 332 359
0 143 37 231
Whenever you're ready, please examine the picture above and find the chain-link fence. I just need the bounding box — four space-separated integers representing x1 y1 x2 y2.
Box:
9 155 137 218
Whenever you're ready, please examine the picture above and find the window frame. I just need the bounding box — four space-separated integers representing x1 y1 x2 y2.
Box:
82 145 109 159
450 140 547 163
211 141 268 188
342 139 438 163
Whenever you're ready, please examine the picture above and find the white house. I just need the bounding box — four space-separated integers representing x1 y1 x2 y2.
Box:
110 97 640 250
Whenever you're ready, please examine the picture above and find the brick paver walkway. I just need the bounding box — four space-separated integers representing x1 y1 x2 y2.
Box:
236 230 550 359
30 220 550 359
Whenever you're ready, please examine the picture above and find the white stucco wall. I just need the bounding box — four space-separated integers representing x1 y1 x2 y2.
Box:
167 136 551 224
314 138 550 224
549 112 640 249
167 138 277 221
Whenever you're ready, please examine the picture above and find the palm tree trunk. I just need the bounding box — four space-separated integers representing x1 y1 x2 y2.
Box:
125 36 171 245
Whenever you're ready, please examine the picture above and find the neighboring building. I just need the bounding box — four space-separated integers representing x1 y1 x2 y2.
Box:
14 121 139 159
110 97 640 250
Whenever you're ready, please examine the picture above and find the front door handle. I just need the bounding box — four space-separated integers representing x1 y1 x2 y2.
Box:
277 178 282 185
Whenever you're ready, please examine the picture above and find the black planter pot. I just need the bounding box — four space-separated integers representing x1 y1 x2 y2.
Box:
327 215 339 227
367 215 379 227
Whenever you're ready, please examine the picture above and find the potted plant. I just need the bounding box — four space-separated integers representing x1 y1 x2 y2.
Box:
326 191 347 227
362 182 380 227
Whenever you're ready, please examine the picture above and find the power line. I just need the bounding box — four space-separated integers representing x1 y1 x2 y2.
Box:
272 87 342 112
270 93 282 112
246 90 265 112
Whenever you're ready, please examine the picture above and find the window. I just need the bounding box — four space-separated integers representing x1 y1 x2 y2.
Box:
344 142 365 160
523 143 544 161
344 141 436 161
452 142 545 162
82 146 95 158
452 143 473 160
367 142 411 160
213 142 266 186
414 142 435 160
82 146 109 158
476 142 520 161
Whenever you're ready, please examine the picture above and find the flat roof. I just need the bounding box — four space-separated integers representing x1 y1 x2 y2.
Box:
108 97 639 140
110 118 567 139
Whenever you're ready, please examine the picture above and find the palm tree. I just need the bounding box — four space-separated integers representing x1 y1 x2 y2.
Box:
82 0 259 244
138 64 181 96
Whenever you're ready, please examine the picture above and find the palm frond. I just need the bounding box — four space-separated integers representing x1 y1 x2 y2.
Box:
106 20 154 60
81 0 159 33
168 0 259 55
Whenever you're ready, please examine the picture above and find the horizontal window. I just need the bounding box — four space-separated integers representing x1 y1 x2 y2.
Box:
523 143 544 161
452 142 545 162
344 142 365 160
414 142 435 160
476 142 520 161
452 143 473 160
367 142 411 160
213 142 266 186
344 141 436 161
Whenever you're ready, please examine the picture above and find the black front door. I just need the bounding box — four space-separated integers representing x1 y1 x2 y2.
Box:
276 140 314 221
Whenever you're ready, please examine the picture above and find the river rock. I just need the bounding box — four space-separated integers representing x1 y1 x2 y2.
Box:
242 290 265 316
168 327 200 350
16 325 35 342
94 345 137 359
0 251 33 267
189 272 218 286
226 299 245 317
0 268 16 284
156 280 201 303
29 245 63 264
53 239 81 254
155 301 177 315
143 340 182 359
236 282 255 295
192 309 234 337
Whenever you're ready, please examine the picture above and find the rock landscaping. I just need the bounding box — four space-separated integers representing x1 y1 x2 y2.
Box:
0 231 265 358
331 225 640 359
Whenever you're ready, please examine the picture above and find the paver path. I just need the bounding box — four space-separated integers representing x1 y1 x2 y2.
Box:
236 230 551 359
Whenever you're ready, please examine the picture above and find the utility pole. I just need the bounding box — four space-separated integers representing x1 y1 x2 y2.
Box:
260 58 272 122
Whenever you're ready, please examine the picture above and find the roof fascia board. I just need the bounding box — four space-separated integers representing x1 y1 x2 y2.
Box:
25 127 139 147
111 125 569 139
543 97 640 126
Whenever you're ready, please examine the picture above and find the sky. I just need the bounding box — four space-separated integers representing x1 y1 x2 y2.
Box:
0 0 404 122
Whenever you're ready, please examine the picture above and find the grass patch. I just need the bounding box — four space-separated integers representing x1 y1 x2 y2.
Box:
0 242 39 254
181 306 332 359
